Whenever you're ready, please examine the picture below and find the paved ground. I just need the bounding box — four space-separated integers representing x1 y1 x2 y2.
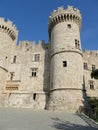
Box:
0 108 98 130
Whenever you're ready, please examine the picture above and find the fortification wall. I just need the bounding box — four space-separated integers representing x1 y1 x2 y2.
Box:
3 40 50 109
83 50 98 98
47 6 84 112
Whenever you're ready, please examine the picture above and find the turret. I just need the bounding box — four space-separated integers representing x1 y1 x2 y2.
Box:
47 6 84 112
0 18 18 67
0 18 18 93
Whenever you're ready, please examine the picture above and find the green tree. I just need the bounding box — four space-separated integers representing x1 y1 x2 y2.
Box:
90 69 98 121
91 69 98 79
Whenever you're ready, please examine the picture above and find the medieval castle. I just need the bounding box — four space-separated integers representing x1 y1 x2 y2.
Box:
0 6 98 112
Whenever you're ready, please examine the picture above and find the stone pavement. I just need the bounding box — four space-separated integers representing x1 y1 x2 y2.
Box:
0 108 98 130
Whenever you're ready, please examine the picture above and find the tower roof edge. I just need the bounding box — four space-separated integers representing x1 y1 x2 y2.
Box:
49 5 81 19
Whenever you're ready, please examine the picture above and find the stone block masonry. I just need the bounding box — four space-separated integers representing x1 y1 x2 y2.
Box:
0 6 98 112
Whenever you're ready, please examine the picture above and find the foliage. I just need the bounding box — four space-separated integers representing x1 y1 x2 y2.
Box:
87 98 98 122
91 69 98 79
89 98 98 109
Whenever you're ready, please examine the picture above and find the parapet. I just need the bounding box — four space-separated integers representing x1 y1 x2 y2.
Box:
0 18 18 41
48 6 82 37
83 50 98 57
49 6 81 18
18 40 49 51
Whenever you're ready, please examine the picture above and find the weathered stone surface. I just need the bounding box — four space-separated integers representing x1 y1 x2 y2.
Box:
0 6 98 112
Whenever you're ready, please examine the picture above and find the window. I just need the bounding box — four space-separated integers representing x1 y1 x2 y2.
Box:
84 62 88 70
10 72 14 80
75 39 80 49
92 65 95 71
67 24 71 28
13 55 17 63
63 61 67 67
33 93 36 100
89 80 94 90
77 43 80 49
35 54 40 61
31 68 38 77
5 56 8 59
90 51 92 55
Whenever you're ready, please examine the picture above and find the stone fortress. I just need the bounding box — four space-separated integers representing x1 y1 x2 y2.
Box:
0 5 98 112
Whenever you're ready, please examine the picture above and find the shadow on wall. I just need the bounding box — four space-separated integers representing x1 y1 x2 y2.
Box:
51 117 98 130
82 75 90 109
42 43 50 109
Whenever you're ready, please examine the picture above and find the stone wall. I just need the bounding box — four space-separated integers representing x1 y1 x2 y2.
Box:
0 6 98 112
3 92 47 109
48 5 84 112
2 40 50 109
83 50 98 98
47 89 83 112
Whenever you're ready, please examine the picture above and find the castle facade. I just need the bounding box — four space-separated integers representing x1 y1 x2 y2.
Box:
0 6 98 112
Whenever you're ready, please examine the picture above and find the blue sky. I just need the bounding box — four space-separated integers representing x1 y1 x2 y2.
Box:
0 0 98 50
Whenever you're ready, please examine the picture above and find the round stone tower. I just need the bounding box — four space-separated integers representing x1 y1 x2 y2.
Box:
0 18 18 92
0 18 18 64
47 6 84 112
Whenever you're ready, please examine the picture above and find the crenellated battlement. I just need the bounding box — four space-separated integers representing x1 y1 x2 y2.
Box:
0 5 98 112
49 6 81 18
0 18 18 41
18 40 49 51
48 6 82 37
83 50 98 57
